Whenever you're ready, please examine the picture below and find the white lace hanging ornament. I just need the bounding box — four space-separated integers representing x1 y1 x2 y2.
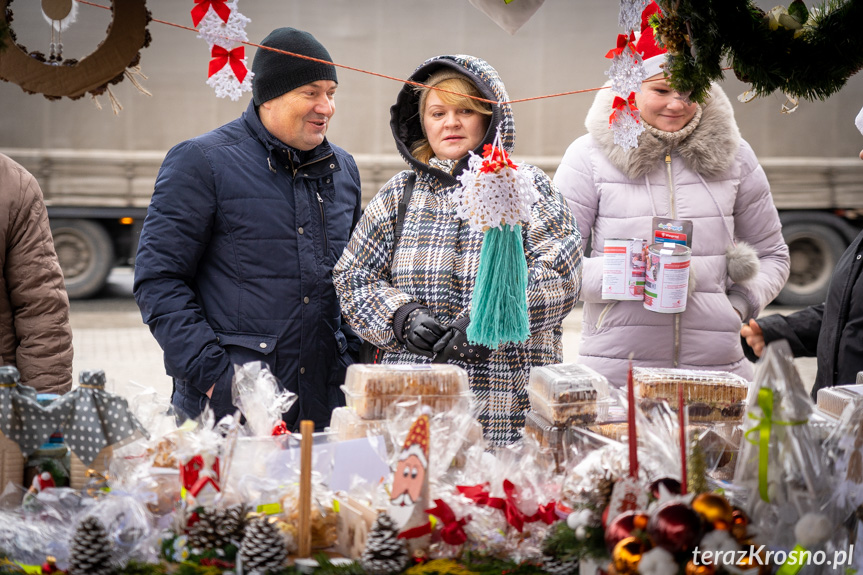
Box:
609 92 645 149
453 129 540 349
605 32 648 97
619 0 651 31
41 0 79 63
191 0 253 101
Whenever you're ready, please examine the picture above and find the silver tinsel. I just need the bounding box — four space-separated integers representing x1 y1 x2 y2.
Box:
619 0 652 31
611 107 645 149
605 48 648 96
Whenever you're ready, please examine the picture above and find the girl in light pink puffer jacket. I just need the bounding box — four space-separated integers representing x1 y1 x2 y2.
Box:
554 77 789 387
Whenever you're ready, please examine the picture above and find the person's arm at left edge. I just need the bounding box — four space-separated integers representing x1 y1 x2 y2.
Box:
5 166 73 394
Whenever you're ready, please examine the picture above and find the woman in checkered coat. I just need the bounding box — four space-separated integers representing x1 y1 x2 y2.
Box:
334 55 582 444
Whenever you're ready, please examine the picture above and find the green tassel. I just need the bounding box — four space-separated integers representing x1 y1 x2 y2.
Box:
467 224 530 349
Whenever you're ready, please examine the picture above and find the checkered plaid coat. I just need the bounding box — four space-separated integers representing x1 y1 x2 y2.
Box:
333 55 582 444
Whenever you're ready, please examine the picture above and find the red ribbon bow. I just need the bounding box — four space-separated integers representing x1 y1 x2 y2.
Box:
609 92 639 125
271 421 289 436
479 144 517 174
605 32 637 59
428 499 470 545
209 46 248 83
457 480 555 533
396 499 471 544
191 0 232 27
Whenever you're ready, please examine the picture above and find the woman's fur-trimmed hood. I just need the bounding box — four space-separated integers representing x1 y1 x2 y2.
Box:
585 83 741 180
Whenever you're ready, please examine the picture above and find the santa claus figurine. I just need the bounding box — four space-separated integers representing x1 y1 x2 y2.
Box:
387 413 430 551
30 471 56 493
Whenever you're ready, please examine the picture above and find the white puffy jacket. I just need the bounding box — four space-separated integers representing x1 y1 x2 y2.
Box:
554 84 789 386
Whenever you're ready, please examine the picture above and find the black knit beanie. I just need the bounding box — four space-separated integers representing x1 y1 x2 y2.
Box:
252 27 338 106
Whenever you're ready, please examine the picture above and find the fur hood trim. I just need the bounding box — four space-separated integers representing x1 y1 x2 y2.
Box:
585 84 741 179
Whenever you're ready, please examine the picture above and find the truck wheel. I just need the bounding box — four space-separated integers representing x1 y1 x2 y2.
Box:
50 219 114 299
775 220 846 306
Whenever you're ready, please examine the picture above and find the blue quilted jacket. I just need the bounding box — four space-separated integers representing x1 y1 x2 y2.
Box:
134 100 362 430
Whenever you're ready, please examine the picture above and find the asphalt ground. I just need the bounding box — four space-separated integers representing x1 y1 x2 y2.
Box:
70 268 818 403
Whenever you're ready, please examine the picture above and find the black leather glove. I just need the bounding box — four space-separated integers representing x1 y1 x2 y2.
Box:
433 319 493 365
401 308 449 358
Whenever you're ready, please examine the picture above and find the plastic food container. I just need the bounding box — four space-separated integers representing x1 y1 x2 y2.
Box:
341 387 473 420
527 387 602 426
523 409 565 449
327 407 387 440
528 363 609 404
342 364 469 397
633 367 748 422
816 384 863 418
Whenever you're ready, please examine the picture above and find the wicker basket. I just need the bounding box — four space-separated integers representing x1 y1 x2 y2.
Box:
0 431 25 489
70 445 113 490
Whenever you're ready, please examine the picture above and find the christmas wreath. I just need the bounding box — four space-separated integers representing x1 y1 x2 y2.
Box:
651 0 863 103
0 0 151 102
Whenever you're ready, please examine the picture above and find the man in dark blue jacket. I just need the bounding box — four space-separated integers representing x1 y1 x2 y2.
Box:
134 28 362 430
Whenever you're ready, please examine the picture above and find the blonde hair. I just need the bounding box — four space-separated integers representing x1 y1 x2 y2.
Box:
410 74 493 164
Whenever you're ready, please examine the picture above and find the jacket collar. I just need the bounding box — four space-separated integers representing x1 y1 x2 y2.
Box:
242 100 340 176
585 83 741 179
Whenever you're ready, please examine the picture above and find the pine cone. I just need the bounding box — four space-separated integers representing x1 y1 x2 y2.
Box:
239 516 288 574
188 507 227 553
69 516 115 575
541 554 580 575
215 503 249 540
360 513 409 575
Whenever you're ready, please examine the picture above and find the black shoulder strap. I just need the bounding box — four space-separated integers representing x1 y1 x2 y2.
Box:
393 172 416 246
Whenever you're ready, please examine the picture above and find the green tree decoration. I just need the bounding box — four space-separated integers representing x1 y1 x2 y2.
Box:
651 0 863 103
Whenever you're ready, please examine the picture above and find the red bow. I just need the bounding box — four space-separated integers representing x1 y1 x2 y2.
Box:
457 481 558 533
271 421 289 436
191 0 231 27
479 144 517 174
609 92 639 125
605 32 637 59
428 500 470 545
209 46 248 83
397 499 471 545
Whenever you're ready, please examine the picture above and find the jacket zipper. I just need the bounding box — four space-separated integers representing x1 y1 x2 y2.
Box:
316 190 328 253
666 151 681 367
296 153 334 255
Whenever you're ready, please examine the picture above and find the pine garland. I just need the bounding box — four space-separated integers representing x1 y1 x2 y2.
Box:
652 0 863 103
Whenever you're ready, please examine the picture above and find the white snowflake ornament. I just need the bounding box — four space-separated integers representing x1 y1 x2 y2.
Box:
605 33 648 96
196 0 250 49
619 0 651 31
609 93 645 149
453 129 539 233
207 58 253 101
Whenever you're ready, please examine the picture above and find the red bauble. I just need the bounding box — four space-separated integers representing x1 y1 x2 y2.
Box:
605 511 650 552
647 502 703 553
648 477 682 499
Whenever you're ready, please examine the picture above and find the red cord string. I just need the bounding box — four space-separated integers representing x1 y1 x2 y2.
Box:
75 1 726 106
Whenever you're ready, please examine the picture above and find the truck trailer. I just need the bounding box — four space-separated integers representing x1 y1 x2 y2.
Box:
1 0 861 304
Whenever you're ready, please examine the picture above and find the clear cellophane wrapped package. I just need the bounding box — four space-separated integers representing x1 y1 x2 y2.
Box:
279 483 338 550
633 367 749 422
817 384 863 418
430 440 561 563
384 398 485 486
341 364 471 420
527 363 610 426
232 361 297 436
733 340 842 554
